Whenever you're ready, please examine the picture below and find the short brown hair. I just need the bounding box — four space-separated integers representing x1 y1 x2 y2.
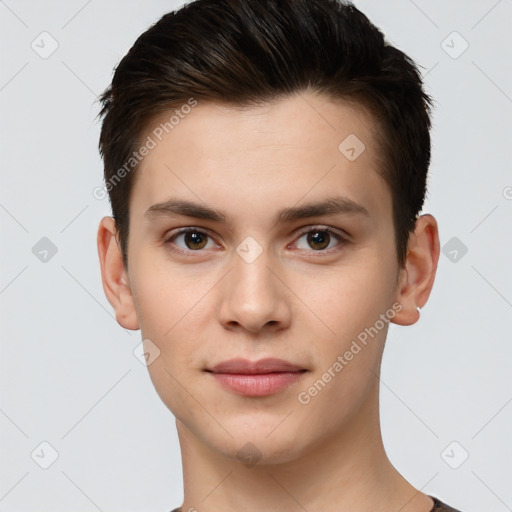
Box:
98 0 434 269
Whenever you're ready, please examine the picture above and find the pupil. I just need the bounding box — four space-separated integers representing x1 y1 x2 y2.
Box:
308 231 330 250
186 232 207 249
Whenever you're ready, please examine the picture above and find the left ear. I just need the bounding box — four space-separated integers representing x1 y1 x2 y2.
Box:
391 214 440 326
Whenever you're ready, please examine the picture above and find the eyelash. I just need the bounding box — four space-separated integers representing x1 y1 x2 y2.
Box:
162 226 351 258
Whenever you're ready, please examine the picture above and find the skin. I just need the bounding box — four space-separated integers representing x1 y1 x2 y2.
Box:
97 91 440 512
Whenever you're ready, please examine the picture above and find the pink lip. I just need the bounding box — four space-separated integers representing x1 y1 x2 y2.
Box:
206 358 307 397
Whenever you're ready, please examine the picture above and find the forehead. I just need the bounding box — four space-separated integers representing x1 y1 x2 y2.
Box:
131 92 391 228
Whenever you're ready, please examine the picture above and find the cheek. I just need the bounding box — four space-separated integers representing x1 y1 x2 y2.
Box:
132 271 209 420
129 248 194 337
294 266 391 427
130 257 215 373
294 255 396 390
299 260 393 333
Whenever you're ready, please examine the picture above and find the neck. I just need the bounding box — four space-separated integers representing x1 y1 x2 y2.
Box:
174 380 433 512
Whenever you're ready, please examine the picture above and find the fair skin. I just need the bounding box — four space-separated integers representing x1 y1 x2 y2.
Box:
97 92 440 512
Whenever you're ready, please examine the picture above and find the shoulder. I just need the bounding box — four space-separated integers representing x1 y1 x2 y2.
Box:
429 495 464 512
171 499 464 512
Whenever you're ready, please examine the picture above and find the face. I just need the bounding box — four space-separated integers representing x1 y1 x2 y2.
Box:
123 92 404 464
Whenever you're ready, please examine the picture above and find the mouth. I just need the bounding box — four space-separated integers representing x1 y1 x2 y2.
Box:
205 358 308 396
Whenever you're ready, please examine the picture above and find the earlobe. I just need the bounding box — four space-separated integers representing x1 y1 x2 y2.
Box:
97 216 139 330
391 214 440 326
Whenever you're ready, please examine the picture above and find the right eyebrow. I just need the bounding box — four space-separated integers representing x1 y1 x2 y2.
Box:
144 198 226 223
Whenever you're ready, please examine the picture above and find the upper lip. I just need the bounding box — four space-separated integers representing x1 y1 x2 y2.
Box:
207 358 307 374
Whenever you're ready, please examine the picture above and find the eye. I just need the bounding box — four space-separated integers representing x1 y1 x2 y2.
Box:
292 226 349 253
163 226 350 258
164 228 218 256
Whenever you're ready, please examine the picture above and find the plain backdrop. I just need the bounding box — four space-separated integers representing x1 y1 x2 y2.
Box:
1 1 511 511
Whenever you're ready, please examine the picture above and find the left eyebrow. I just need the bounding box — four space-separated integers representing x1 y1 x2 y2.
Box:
278 196 370 222
143 195 370 224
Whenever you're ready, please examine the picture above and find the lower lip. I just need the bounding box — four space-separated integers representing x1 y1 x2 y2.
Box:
209 371 306 396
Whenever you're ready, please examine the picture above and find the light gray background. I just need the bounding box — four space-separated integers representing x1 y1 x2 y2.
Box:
1 1 511 511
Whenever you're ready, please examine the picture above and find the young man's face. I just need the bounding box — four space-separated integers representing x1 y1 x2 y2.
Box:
100 92 432 465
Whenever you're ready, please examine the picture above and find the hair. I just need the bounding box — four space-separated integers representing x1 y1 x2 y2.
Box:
97 0 434 270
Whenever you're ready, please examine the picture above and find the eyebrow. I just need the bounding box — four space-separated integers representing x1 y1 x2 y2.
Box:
144 196 370 224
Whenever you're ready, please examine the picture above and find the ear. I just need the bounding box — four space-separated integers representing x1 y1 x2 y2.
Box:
391 214 440 326
97 216 139 330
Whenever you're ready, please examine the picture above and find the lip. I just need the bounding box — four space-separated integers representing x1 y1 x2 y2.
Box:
208 357 306 374
205 358 308 397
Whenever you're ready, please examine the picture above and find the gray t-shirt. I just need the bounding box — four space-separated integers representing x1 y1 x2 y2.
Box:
169 494 463 511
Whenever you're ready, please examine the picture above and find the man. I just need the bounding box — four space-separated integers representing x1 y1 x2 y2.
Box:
96 1 462 510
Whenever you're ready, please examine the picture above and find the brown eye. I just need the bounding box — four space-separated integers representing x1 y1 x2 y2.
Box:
293 226 350 254
183 231 208 250
306 230 331 250
165 228 216 255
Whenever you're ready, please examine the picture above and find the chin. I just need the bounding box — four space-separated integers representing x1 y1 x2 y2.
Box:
206 425 311 467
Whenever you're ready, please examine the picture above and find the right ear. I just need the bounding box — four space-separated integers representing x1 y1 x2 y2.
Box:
97 216 139 330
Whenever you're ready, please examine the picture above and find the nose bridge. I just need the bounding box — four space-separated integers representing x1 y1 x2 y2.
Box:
219 237 290 331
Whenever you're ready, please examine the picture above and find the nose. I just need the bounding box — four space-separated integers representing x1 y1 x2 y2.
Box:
218 246 292 334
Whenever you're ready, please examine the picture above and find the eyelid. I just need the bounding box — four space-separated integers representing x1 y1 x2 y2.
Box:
293 224 351 241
